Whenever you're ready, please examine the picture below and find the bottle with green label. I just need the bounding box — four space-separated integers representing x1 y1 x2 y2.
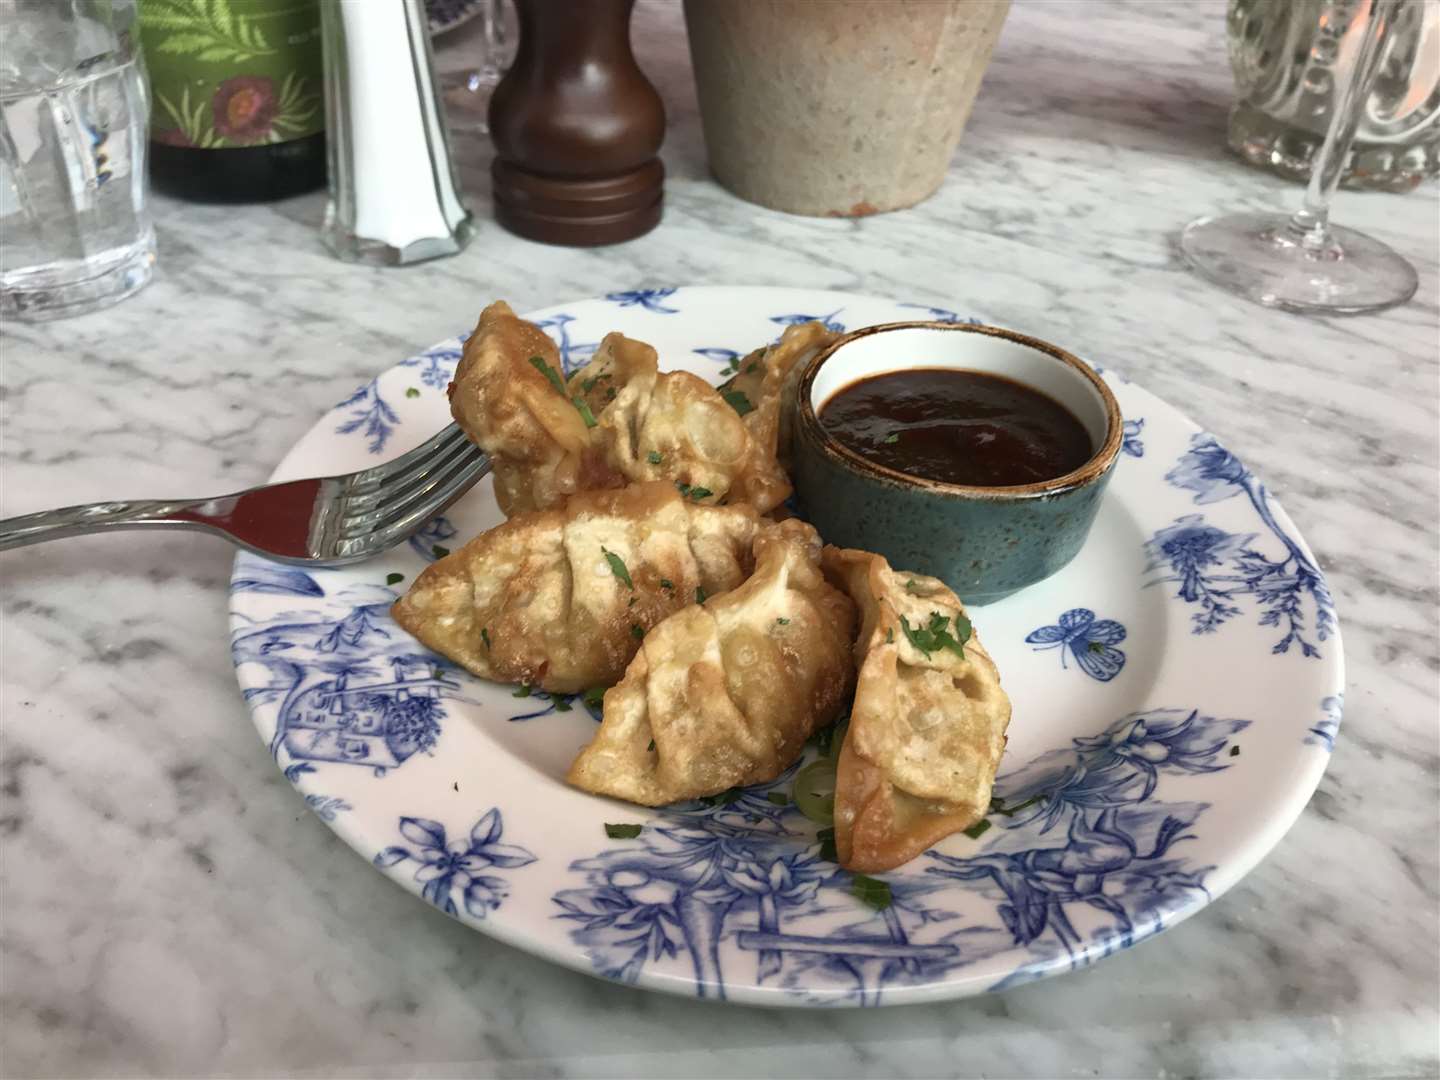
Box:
138 0 326 202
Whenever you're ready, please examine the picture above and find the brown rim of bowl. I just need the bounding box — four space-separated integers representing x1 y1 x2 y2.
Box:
795 320 1125 499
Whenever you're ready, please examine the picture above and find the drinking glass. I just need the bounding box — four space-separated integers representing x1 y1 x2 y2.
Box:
1 0 156 321
433 0 513 135
1181 0 1419 315
1227 0 1439 193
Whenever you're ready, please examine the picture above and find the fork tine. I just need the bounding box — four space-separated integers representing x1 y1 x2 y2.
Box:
341 429 481 515
338 441 487 539
346 423 470 492
335 452 491 558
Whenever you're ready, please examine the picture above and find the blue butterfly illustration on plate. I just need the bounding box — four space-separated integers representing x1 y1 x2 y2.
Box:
1025 608 1127 682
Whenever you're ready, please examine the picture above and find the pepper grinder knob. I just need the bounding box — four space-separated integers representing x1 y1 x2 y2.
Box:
488 0 665 246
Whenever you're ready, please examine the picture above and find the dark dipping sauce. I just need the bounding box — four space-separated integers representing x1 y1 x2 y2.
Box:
819 368 1094 487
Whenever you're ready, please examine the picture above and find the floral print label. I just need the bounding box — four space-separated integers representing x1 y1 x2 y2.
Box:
139 0 323 148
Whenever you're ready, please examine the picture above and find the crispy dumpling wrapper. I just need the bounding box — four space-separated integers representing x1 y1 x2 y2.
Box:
568 332 755 507
567 519 857 806
448 300 804 517
392 483 761 693
721 321 839 510
448 300 622 516
823 547 1012 873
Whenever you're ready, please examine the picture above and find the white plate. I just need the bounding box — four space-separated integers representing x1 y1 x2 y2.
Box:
229 287 1343 1007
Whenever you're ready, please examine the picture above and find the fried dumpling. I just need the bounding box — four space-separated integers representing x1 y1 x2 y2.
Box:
392 482 762 694
823 547 1011 873
448 300 621 516
567 519 857 805
567 332 756 508
449 301 799 516
721 321 840 510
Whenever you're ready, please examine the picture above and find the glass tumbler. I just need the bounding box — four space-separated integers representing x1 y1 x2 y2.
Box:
1227 0 1439 192
1 0 156 322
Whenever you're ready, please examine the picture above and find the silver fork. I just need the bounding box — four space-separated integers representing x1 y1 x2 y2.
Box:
0 423 489 567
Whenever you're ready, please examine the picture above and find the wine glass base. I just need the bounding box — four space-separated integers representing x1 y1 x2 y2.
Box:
1181 211 1419 315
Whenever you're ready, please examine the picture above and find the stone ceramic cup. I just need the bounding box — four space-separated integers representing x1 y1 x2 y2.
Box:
683 0 1011 217
792 322 1123 605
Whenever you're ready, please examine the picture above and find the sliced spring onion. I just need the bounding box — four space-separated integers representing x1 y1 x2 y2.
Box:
792 759 837 825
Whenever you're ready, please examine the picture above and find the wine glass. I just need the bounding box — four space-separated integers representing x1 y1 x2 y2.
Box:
433 0 513 136
1181 0 1420 315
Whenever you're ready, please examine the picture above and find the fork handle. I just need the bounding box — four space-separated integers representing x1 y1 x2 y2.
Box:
0 497 226 552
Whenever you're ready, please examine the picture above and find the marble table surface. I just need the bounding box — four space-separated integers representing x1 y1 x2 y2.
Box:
2 1 1437 1076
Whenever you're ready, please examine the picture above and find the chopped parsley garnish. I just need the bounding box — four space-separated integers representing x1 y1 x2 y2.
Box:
810 723 838 757
480 627 491 649
1229 745 1240 757
885 627 895 644
630 624 645 641
700 787 743 807
851 873 893 911
883 432 899 444
405 387 420 399
582 686 606 710
605 386 616 401
627 596 636 607
386 572 404 586
687 486 713 501
766 791 790 806
659 578 674 590
905 579 921 593
553 696 573 712
432 544 450 559
745 361 761 374
601 546 633 589
816 827 837 861
963 818 992 839
695 586 708 604
722 389 755 416
989 794 1044 818
676 481 691 497
581 375 599 393
572 397 598 428
512 685 532 698
530 354 598 426
899 611 971 660
528 355 567 395
776 617 791 625
604 823 643 839
646 739 656 752
647 450 663 465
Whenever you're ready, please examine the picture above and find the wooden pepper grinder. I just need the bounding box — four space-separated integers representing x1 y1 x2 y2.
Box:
488 0 666 245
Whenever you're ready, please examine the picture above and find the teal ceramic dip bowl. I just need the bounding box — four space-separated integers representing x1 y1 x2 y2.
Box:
792 321 1123 605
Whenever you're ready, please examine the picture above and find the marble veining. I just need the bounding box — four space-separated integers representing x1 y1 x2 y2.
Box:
1 1 1436 1076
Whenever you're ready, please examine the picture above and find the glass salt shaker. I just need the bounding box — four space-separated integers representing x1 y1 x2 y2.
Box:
320 0 474 265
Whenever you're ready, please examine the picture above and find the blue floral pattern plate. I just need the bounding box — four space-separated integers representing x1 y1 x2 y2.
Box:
229 287 1343 1007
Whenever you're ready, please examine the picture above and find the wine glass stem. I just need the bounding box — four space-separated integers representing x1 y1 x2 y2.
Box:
1288 0 1399 246
478 0 506 79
